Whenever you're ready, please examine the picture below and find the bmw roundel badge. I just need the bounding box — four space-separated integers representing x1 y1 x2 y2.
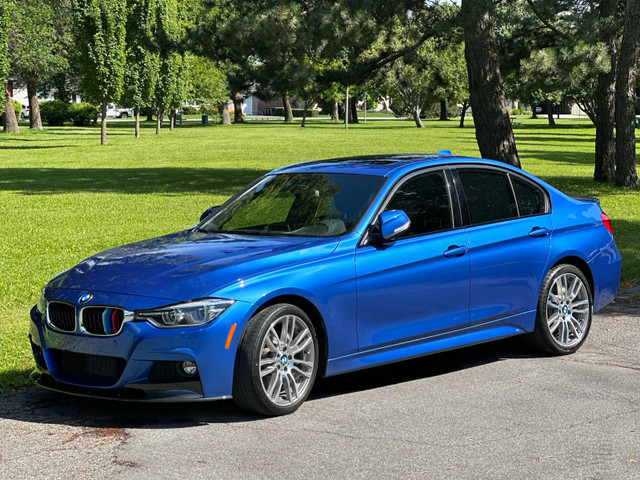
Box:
79 292 93 304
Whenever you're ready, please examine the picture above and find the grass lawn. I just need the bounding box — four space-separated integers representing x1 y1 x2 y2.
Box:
1 116 638 391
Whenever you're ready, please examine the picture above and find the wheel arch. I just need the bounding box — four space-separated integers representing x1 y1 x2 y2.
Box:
251 294 329 377
550 255 594 298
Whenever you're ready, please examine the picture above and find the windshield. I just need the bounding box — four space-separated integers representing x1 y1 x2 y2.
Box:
201 172 385 237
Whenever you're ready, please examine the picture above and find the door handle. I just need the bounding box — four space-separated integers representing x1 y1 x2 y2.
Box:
443 245 467 258
529 227 550 238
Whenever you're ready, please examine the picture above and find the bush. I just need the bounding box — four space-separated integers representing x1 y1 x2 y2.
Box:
512 108 522 116
272 107 319 117
69 103 98 126
12 99 22 118
40 100 70 126
522 110 533 116
182 106 200 115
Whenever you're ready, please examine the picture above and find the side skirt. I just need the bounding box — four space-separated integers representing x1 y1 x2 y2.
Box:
324 310 535 377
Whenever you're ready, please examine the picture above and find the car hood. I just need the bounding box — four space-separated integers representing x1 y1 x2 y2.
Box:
49 230 340 301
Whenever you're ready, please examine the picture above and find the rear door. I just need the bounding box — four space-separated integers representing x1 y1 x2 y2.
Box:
454 167 551 325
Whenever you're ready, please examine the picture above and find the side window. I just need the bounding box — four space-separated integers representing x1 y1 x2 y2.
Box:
511 176 547 216
385 170 453 237
457 169 518 225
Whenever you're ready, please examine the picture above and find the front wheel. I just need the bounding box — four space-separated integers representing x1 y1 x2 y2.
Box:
233 304 318 416
527 264 592 355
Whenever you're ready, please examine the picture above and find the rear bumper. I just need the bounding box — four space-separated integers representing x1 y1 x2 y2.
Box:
589 239 622 312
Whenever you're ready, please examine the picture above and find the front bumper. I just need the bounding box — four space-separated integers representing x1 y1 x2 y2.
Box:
29 295 254 401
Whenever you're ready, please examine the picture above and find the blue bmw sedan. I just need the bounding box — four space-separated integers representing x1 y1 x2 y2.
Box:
29 154 621 415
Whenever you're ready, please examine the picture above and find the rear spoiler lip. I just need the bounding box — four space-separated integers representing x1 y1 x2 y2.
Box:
570 194 600 205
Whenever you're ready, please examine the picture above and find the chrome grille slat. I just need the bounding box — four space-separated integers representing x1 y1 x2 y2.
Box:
81 307 125 335
47 303 76 332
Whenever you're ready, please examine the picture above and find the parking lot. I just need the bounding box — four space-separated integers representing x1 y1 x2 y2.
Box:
1 292 638 480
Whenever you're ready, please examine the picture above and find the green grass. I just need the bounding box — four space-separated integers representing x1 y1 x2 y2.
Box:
1 116 638 391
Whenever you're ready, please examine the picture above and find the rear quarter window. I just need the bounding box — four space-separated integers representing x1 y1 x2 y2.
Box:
511 176 547 216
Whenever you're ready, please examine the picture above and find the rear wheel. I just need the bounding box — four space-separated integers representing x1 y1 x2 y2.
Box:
233 304 318 416
120 112 129 119
528 264 592 354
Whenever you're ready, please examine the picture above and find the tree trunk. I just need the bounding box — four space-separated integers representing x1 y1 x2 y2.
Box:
331 100 339 121
350 97 359 124
439 100 448 121
146 107 153 122
546 101 556 126
459 100 469 128
233 92 244 123
593 0 618 183
2 95 19 133
220 102 231 125
100 99 107 145
27 78 43 130
156 106 162 134
412 106 425 128
462 0 520 168
614 0 640 188
282 95 293 123
134 107 140 138
301 99 309 127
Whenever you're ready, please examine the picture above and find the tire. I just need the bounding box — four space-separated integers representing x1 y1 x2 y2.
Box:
233 304 319 416
527 264 592 355
120 112 129 119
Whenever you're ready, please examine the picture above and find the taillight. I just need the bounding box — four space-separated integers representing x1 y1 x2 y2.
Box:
601 212 613 235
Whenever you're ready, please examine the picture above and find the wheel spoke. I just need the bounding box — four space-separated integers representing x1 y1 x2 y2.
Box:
547 313 561 333
290 331 312 354
290 365 312 379
267 372 283 400
571 299 589 308
569 277 582 300
266 327 280 351
260 357 278 377
286 371 298 399
567 315 584 336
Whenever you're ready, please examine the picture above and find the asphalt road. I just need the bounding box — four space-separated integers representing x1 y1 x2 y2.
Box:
1 293 638 480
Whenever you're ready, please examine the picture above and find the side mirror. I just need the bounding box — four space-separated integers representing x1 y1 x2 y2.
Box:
199 205 219 223
378 210 411 242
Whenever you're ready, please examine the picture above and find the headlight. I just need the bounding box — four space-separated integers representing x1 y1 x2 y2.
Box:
134 298 235 328
36 287 47 315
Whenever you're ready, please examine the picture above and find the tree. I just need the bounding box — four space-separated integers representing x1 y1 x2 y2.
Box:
593 0 619 182
74 0 127 144
462 0 520 168
614 0 640 188
0 0 9 118
122 0 159 138
7 0 67 130
187 55 228 116
151 0 189 133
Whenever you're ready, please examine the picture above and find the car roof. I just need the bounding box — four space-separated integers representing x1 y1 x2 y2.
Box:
270 153 519 178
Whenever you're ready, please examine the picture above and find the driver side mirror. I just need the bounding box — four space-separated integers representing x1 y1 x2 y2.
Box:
199 205 219 223
378 210 411 242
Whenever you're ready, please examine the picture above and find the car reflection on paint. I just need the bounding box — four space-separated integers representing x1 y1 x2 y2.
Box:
29 154 621 416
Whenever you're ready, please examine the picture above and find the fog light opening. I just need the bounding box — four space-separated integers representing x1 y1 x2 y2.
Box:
181 361 197 376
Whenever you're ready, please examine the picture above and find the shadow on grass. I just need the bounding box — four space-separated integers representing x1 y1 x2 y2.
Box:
0 337 533 427
0 145 72 150
521 149 595 165
0 167 266 195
